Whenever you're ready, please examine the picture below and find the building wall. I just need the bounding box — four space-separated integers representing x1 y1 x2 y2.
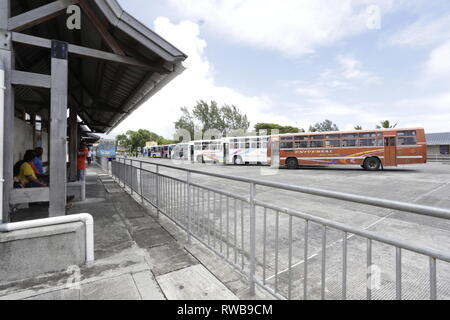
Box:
13 117 34 165
13 117 49 166
427 145 450 156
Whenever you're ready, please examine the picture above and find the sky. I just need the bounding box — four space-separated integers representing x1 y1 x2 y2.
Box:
110 0 450 139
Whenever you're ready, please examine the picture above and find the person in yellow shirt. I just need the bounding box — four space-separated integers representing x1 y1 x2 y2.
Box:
18 150 47 188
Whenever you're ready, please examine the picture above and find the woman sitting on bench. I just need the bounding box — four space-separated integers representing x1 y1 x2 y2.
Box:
17 150 48 188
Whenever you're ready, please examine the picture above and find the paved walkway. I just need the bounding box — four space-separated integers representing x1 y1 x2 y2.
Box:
0 166 272 300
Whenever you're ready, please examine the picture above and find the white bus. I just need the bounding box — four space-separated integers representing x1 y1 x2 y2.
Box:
224 136 270 165
172 143 191 160
193 140 224 163
150 146 163 158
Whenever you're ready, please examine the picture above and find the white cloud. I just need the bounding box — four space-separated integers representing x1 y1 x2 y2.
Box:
386 14 450 47
294 55 379 99
112 17 294 138
425 40 450 76
294 86 326 98
167 0 397 56
337 55 379 82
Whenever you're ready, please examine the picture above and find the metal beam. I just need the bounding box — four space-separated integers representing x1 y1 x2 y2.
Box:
11 70 51 88
8 0 80 32
49 40 68 217
11 32 167 72
78 0 125 56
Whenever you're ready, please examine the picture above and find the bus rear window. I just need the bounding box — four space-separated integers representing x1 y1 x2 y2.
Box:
398 137 417 145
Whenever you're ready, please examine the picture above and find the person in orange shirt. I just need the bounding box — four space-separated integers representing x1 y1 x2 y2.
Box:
77 142 89 182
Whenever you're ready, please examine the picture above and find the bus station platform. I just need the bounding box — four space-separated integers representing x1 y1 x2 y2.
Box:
0 165 272 300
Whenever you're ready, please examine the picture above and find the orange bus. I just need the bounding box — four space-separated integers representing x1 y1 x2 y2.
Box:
268 128 427 170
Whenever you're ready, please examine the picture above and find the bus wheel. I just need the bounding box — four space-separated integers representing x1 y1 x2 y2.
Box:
234 156 244 165
286 158 299 170
363 157 381 171
197 156 204 163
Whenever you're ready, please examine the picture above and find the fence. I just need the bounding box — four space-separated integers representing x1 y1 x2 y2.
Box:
108 157 450 300
428 154 450 162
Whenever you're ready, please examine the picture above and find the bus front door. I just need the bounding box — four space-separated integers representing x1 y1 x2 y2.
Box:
384 136 397 166
271 138 280 168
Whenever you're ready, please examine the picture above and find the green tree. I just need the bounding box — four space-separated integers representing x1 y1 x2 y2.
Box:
116 130 174 154
309 120 339 132
175 100 250 137
376 120 397 129
354 125 363 130
174 107 196 140
254 123 304 134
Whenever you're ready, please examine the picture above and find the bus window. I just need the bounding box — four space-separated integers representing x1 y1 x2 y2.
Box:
312 135 325 140
360 139 376 147
385 137 396 147
359 132 377 138
398 130 417 136
311 141 325 148
398 136 417 146
281 141 294 149
342 133 358 139
295 141 308 148
326 140 341 148
326 134 340 139
343 139 357 147
295 136 309 141
281 136 293 141
378 138 384 146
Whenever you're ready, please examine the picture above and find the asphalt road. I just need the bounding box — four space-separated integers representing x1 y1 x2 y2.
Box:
126 158 450 300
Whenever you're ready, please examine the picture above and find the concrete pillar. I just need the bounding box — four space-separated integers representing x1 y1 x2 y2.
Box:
49 40 68 217
1 0 14 223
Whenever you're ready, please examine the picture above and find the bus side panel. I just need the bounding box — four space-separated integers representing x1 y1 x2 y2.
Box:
280 147 384 166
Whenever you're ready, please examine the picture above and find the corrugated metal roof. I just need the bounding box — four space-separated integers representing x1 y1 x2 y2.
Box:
426 132 450 145
11 0 187 133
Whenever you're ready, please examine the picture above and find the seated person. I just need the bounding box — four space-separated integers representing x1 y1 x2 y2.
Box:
33 147 49 184
18 150 47 188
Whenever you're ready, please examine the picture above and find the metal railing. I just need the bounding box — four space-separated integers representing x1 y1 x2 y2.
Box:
428 154 450 162
108 157 450 300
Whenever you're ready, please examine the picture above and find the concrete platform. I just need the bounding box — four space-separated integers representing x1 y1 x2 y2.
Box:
157 265 238 300
0 165 263 300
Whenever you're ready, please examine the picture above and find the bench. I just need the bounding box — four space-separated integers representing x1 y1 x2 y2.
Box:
10 181 85 209
10 187 49 205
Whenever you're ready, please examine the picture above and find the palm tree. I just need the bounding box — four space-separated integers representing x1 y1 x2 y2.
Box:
376 120 397 129
354 125 363 130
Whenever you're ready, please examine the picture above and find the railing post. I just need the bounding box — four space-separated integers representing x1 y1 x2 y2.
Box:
140 161 144 204
187 171 192 244
130 160 134 195
249 183 256 296
156 164 160 219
